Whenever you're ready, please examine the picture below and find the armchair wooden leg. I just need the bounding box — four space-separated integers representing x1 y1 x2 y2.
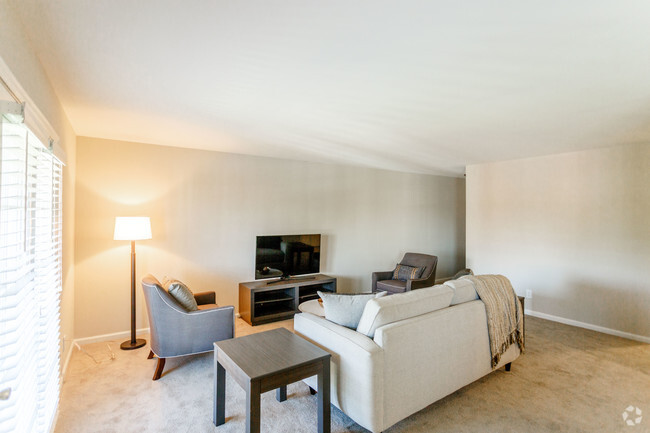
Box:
505 362 512 372
309 387 317 395
147 350 154 359
153 358 166 380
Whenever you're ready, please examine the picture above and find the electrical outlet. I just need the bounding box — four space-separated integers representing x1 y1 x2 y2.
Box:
526 290 533 299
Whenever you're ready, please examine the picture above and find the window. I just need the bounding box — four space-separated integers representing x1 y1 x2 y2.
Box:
0 118 63 433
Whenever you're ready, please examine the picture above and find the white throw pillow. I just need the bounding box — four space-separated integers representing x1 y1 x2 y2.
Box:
356 285 453 338
444 278 479 305
317 291 387 329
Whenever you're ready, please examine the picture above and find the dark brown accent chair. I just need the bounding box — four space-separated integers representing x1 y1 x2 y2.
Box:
372 253 438 294
141 274 234 380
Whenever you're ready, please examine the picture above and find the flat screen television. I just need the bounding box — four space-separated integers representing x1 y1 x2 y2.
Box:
255 234 321 280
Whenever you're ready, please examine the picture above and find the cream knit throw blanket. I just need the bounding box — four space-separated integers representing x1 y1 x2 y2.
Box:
464 275 525 369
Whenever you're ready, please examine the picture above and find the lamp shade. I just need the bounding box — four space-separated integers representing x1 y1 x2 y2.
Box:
113 217 152 241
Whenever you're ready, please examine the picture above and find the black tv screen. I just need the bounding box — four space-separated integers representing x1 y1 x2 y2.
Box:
255 234 321 279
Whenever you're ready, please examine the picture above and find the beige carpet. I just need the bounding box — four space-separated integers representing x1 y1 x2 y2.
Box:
55 316 650 433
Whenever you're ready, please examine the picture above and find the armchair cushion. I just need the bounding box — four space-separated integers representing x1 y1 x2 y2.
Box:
166 280 198 311
318 291 387 329
392 264 425 281
376 279 407 293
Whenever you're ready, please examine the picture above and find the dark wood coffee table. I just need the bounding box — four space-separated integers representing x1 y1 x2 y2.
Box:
213 328 331 433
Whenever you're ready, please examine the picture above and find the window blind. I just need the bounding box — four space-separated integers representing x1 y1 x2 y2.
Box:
0 118 63 433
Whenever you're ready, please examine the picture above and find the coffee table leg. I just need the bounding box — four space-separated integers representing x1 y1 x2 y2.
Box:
276 385 287 402
214 355 226 426
317 359 331 433
246 380 261 433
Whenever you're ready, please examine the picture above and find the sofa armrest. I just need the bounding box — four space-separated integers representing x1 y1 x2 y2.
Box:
295 312 381 354
294 313 384 433
193 291 216 305
371 271 394 292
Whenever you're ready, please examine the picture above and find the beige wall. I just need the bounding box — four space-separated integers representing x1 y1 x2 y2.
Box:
0 3 77 364
75 137 465 339
466 143 650 341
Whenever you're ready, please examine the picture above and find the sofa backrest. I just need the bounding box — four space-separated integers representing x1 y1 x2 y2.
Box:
356 284 453 338
373 300 498 430
444 277 479 305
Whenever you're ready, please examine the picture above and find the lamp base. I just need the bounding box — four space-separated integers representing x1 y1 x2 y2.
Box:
120 338 146 350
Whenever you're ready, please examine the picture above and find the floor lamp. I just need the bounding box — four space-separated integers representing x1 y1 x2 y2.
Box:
114 216 152 350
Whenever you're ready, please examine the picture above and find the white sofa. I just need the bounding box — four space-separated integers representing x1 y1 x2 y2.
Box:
294 279 521 433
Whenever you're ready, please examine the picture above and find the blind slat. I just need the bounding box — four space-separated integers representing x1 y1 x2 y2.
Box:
1 119 62 433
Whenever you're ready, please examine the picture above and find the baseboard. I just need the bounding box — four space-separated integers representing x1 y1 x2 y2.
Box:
61 340 74 377
54 340 76 432
524 309 650 344
74 327 151 346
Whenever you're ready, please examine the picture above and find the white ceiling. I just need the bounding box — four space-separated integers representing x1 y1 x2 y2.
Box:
11 0 650 176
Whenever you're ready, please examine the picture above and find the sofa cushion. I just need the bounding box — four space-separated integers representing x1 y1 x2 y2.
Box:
318 291 387 329
166 279 199 311
376 279 407 293
356 284 453 338
444 278 479 305
392 264 425 281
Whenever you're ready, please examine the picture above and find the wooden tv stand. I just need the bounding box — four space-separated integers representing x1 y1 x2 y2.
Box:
239 274 336 326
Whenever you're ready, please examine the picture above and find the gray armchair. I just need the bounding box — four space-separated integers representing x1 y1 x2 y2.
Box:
141 274 234 380
372 253 438 294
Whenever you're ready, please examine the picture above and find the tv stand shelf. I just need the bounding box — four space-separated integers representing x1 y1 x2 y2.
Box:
239 274 336 326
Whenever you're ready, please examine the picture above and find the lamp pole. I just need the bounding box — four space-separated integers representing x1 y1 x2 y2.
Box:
121 239 146 350
114 216 150 351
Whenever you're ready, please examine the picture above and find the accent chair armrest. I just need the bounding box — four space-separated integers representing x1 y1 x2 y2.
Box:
406 276 434 290
153 305 235 357
193 291 216 305
372 271 394 292
406 263 437 290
